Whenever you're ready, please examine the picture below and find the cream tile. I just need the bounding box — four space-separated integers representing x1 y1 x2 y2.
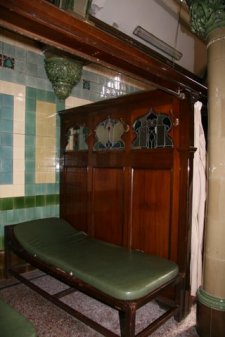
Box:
14 120 25 134
13 159 25 172
13 171 25 184
65 96 91 109
13 146 24 160
35 100 56 184
14 106 25 122
0 184 24 198
13 134 25 148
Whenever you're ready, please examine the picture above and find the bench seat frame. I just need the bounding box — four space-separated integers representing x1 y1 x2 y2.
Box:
4 225 184 337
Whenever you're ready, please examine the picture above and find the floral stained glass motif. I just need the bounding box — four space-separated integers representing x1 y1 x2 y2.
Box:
65 125 89 151
132 109 173 149
94 117 126 150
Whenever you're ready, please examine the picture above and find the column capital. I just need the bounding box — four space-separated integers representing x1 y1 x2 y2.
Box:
186 0 225 40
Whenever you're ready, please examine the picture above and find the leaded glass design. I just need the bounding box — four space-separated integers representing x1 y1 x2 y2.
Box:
94 117 125 150
132 109 173 149
65 125 89 151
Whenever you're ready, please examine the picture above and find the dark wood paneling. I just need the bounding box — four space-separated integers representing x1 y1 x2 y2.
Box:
60 167 88 232
130 169 172 257
63 152 88 168
130 150 173 169
92 168 124 245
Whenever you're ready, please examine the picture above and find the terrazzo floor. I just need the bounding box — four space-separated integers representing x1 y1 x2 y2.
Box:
0 270 199 337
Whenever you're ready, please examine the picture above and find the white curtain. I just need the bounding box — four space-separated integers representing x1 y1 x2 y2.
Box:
190 101 207 296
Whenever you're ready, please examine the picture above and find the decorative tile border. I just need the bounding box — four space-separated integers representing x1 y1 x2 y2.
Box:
0 93 14 185
0 194 59 211
25 87 64 196
2 55 15 69
0 81 25 197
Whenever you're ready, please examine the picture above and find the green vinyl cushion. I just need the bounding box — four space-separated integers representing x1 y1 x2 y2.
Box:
14 218 178 301
0 299 36 337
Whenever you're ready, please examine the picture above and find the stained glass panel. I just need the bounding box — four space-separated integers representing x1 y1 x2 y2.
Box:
132 109 173 149
94 117 125 150
65 125 89 151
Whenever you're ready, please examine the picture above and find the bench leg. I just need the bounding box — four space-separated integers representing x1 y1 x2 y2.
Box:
174 273 185 322
119 304 136 337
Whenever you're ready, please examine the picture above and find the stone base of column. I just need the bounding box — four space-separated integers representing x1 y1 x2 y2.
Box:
196 287 225 337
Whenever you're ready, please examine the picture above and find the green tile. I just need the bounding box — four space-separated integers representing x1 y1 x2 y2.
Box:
25 145 35 157
35 195 45 207
25 183 36 196
0 210 7 226
46 184 56 194
25 196 35 208
15 46 26 59
35 206 45 218
46 194 57 205
25 207 36 219
26 97 36 112
25 159 35 171
17 208 26 221
14 197 25 209
55 194 59 203
36 90 48 101
0 235 4 250
46 90 56 102
25 135 35 147
35 184 45 195
15 72 26 84
1 198 13 211
25 172 35 184
50 184 59 194
27 87 37 99
25 119 35 136
27 51 39 63
6 209 17 223
27 63 38 77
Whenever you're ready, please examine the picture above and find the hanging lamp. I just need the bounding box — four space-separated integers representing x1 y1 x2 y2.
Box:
44 49 84 100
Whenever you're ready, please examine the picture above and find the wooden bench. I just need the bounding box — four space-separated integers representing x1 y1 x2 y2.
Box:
4 217 184 337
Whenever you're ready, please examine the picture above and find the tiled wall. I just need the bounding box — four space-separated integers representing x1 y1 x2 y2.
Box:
0 30 146 249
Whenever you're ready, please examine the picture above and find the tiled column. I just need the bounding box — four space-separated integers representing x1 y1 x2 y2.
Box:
186 2 225 336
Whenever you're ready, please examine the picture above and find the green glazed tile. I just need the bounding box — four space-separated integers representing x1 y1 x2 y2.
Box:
6 209 16 223
46 91 56 102
35 195 44 207
35 206 45 218
1 198 13 211
25 196 35 208
26 97 36 112
14 197 25 209
17 208 26 222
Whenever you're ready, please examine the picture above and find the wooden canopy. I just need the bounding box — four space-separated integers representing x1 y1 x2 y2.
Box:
0 0 207 98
